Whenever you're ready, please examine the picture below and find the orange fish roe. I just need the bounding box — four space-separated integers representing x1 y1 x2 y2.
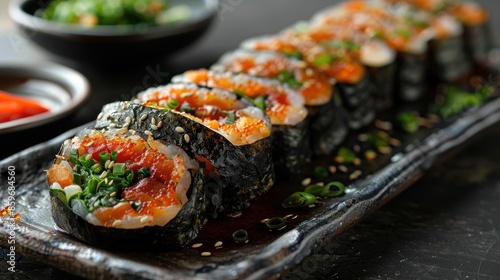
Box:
13 213 21 222
138 83 271 145
450 3 488 25
0 205 10 217
218 51 332 106
179 69 307 126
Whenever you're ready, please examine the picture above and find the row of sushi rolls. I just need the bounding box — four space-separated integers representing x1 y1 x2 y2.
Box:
47 0 492 249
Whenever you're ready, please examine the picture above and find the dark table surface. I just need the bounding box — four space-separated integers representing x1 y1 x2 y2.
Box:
1 0 500 279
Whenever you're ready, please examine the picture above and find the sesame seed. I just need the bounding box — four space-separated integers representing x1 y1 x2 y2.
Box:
125 117 131 124
140 217 149 224
375 119 393 131
151 118 156 125
201 252 211 257
92 163 101 169
191 243 203 248
184 134 190 143
334 156 344 163
175 126 185 133
104 178 109 184
117 128 128 134
338 165 348 173
214 241 223 248
301 177 311 186
378 146 392 154
55 155 65 160
109 123 117 128
349 170 363 181
316 182 325 186
151 124 158 131
358 134 368 142
112 220 123 227
157 121 163 128
389 138 401 147
328 166 337 174
145 130 153 137
100 171 108 179
110 192 116 197
85 154 92 161
140 114 148 122
108 161 115 169
353 158 361 166
105 160 110 169
284 214 298 220
365 150 377 160
260 218 269 223
97 112 103 120
353 145 361 153
129 129 137 135
108 180 114 186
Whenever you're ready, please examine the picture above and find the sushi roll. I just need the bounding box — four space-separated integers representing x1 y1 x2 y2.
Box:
318 0 433 102
448 1 492 65
213 49 348 155
47 128 209 250
309 3 398 109
95 84 274 215
242 35 375 129
172 69 310 178
402 0 472 82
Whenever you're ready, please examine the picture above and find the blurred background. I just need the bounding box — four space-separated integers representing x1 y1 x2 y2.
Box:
0 2 12 32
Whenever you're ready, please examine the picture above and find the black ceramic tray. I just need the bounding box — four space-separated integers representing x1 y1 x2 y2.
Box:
2 90 500 279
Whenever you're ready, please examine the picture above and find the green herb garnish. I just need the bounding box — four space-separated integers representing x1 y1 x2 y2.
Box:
167 98 179 110
337 147 356 163
222 111 236 125
277 70 303 88
434 86 493 119
137 167 151 180
398 112 420 134
327 40 361 51
313 53 343 67
282 192 317 209
313 166 328 179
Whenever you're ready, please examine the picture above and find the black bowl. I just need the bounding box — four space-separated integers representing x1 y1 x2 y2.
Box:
9 0 218 62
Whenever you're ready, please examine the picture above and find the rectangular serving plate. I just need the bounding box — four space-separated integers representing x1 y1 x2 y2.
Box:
2 94 500 280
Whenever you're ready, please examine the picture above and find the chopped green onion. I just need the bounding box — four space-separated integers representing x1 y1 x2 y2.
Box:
328 40 360 51
72 173 82 185
313 54 334 67
265 217 287 231
304 184 325 196
110 151 118 162
282 192 317 209
283 50 303 60
233 89 247 98
232 229 249 244
112 163 126 176
366 133 390 149
395 29 411 39
167 98 179 110
69 149 79 164
278 70 303 88
398 112 420 134
337 147 356 163
252 96 267 110
78 155 93 168
222 111 236 124
87 178 99 194
180 105 196 114
321 182 345 197
99 152 109 164
313 166 328 179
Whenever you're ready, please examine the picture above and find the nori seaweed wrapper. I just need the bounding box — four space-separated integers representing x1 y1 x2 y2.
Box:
463 22 493 65
95 101 274 215
50 165 208 251
365 62 397 110
396 52 427 102
307 87 348 155
272 118 310 179
337 73 376 129
428 36 472 82
172 70 311 179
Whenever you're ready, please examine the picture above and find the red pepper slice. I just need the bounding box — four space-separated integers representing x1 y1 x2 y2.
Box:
0 90 50 123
